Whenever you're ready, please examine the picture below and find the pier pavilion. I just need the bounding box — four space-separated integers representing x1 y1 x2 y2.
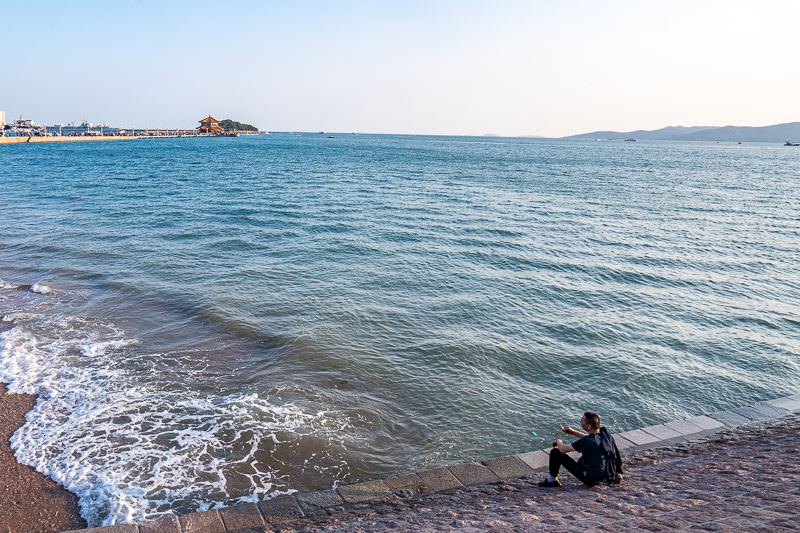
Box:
198 115 224 134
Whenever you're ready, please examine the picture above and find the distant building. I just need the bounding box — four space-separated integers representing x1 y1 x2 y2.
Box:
198 115 224 134
15 115 35 129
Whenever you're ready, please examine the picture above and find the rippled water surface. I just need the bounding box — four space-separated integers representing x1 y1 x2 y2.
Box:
1 135 799 525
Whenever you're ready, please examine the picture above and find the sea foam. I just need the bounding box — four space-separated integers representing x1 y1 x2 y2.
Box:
0 302 348 526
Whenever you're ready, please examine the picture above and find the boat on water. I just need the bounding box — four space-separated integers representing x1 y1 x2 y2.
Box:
624 138 636 142
785 141 799 146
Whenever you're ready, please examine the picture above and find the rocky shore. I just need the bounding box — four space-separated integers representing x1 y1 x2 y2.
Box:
0 384 86 533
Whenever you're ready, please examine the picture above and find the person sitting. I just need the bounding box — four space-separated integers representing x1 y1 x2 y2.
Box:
538 411 623 487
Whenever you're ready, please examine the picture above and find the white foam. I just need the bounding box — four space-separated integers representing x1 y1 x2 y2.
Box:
0 311 353 526
0 278 21 290
31 283 55 294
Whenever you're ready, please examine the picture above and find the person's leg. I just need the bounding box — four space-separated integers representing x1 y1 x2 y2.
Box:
548 450 592 485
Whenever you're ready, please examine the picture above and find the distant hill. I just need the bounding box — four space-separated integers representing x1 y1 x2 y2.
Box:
564 122 800 142
220 119 258 132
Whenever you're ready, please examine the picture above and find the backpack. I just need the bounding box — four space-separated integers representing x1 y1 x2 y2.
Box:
599 427 623 481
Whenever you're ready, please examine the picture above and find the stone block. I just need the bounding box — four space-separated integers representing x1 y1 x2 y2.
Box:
179 510 226 533
746 403 790 419
416 467 463 492
257 494 305 523
663 419 707 437
447 462 500 486
384 473 425 490
617 429 660 446
612 434 636 450
516 450 549 470
337 480 393 503
139 517 180 533
482 455 535 479
684 415 724 431
766 397 800 411
219 503 264 530
295 490 344 512
640 424 684 441
709 410 753 427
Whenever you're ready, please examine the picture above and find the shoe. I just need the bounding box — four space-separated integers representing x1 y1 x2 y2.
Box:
538 478 562 487
611 473 623 485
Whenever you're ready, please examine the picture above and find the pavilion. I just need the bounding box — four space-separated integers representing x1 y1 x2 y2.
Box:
198 115 224 134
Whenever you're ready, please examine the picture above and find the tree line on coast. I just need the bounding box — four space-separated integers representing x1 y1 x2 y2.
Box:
220 119 258 132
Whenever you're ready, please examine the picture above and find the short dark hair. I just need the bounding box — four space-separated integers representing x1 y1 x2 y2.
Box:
584 411 600 430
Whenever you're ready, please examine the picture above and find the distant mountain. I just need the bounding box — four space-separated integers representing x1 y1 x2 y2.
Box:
564 122 800 142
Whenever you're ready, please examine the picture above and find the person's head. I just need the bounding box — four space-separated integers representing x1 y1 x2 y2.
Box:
581 411 600 432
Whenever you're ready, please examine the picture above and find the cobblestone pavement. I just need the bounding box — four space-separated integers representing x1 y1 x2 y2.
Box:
240 415 800 532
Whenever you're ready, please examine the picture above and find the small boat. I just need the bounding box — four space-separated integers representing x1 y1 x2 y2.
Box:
327 135 335 138
785 141 800 146
624 138 636 142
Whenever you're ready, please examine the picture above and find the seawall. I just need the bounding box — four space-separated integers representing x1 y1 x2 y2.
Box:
63 393 800 533
0 136 144 144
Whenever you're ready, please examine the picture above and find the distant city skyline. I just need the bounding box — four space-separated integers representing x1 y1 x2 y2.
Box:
3 0 798 137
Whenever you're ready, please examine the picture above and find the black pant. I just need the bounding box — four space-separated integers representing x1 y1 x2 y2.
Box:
549 449 596 487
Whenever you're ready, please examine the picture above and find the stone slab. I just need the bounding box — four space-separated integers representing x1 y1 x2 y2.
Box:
684 415 725 431
385 473 425 490
447 462 500 486
219 503 264 530
139 517 180 533
257 494 305 523
612 434 636 450
417 467 463 492
295 490 344 512
742 403 790 419
710 410 754 427
640 424 684 441
337 480 393 503
618 429 660 446
766 397 800 411
663 419 707 437
516 450 549 470
482 455 535 479
179 510 226 533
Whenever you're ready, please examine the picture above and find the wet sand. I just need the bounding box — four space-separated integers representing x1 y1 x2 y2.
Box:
0 383 86 533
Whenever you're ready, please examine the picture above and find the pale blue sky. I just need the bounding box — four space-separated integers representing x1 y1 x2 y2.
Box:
2 1 798 136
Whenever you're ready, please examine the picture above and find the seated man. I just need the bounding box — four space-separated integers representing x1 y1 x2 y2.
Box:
538 411 623 487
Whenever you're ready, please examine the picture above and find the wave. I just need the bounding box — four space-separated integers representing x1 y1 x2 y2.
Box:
0 301 350 526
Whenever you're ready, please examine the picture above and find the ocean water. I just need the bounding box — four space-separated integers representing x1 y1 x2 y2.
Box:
1 134 799 525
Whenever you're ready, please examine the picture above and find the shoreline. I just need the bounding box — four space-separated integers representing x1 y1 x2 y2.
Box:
0 383 86 533
61 393 799 532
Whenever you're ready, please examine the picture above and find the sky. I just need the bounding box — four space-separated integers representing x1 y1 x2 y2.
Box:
2 0 799 137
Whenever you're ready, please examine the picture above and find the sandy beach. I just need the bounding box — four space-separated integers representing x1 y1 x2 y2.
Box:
0 383 86 533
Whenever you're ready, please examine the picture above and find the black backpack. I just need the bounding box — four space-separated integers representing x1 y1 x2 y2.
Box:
599 427 623 481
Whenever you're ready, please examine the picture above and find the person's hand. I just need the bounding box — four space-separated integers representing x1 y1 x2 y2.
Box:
561 426 574 436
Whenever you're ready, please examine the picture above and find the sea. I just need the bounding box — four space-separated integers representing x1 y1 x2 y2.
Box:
1 134 799 526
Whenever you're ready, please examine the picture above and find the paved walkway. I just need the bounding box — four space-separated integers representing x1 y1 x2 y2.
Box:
242 414 800 532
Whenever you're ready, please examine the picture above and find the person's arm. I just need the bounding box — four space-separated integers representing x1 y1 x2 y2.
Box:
561 426 587 438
